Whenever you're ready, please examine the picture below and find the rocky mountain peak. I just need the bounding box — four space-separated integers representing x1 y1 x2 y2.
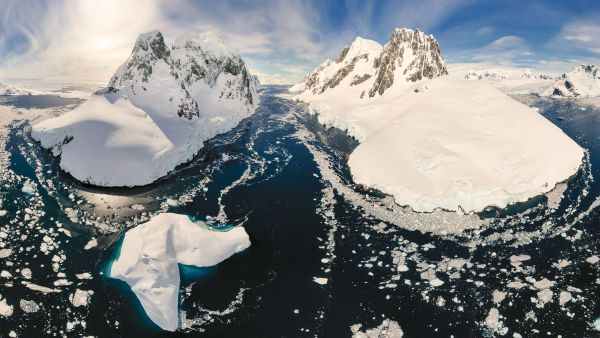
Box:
369 27 447 97
571 64 599 78
294 27 448 99
132 30 170 60
103 29 258 120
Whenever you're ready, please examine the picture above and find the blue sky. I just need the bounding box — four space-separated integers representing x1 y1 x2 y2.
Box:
0 0 598 84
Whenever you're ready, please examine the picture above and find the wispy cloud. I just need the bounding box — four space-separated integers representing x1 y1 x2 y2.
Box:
551 16 600 56
0 0 163 83
471 35 533 66
0 1 597 84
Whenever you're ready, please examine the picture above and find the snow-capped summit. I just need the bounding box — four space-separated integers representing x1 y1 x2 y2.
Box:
543 64 600 97
32 29 259 187
292 28 447 100
291 35 382 96
369 28 447 97
340 37 383 62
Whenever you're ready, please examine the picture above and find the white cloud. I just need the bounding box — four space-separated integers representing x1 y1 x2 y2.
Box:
471 35 533 65
0 0 511 85
0 0 163 83
0 0 336 84
552 18 600 55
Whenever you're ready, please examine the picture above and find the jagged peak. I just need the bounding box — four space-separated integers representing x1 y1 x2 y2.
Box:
571 64 599 78
132 30 169 59
173 30 236 59
388 27 437 45
348 37 382 57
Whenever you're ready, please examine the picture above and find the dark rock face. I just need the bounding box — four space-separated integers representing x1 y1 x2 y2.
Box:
351 74 372 86
304 60 333 94
296 28 448 99
575 64 600 78
335 46 350 63
550 64 599 97
369 28 447 97
320 55 368 93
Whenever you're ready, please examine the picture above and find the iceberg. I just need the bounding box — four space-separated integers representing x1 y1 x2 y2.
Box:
109 213 250 331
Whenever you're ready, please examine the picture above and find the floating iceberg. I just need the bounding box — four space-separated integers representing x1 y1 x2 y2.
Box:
109 213 250 331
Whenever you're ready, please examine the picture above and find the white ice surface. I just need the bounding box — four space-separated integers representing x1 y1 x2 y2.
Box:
109 213 250 331
296 74 583 212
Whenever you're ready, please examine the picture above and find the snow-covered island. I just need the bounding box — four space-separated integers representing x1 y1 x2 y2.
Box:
31 30 259 187
541 64 600 98
292 28 584 212
110 213 250 331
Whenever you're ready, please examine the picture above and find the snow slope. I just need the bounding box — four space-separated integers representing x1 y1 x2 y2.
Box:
110 213 250 331
32 30 259 186
541 64 600 98
293 28 584 212
0 82 32 96
447 63 558 95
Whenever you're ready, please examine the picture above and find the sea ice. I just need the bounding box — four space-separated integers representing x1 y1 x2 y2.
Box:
0 297 13 317
351 318 403 338
313 277 328 285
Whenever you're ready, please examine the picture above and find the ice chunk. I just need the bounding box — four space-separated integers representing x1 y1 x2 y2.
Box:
21 182 36 195
19 299 40 313
83 238 97 250
0 249 12 259
109 213 250 331
313 277 328 285
70 289 93 307
351 318 403 338
586 255 599 264
0 297 13 317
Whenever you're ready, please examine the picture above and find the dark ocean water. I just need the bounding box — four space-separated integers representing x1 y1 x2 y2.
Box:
0 94 83 109
0 88 598 337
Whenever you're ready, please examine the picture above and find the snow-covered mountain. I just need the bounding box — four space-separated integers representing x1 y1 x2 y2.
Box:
463 68 557 81
445 64 559 95
32 30 259 187
292 28 447 99
293 28 583 213
542 64 600 97
0 81 31 96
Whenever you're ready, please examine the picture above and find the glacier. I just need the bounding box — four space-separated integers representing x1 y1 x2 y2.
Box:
31 30 259 187
293 28 584 213
109 213 250 331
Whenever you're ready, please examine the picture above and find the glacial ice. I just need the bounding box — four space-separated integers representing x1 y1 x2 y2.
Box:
109 213 250 331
